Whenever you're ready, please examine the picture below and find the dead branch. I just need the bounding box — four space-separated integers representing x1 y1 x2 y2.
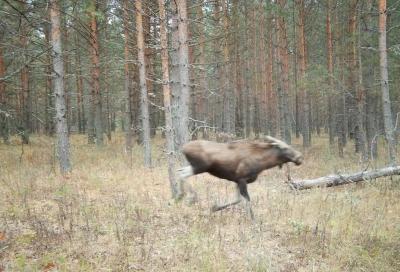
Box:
290 166 400 190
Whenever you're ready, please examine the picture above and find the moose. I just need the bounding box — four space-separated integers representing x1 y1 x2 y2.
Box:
177 136 303 219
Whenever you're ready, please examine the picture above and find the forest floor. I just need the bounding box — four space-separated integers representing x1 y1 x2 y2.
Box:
1 134 400 271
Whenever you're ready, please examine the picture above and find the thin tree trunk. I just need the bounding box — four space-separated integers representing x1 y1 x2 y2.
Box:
336 10 346 157
0 42 9 143
198 1 208 139
221 0 233 135
378 0 396 165
89 0 103 146
19 1 30 144
74 29 85 134
347 0 366 159
50 0 71 173
123 0 133 152
143 1 156 138
136 0 152 167
44 21 55 136
170 2 181 150
103 5 112 141
326 0 335 146
63 26 71 133
297 0 310 147
292 3 300 139
277 0 291 144
158 0 178 198
266 16 276 136
176 0 190 147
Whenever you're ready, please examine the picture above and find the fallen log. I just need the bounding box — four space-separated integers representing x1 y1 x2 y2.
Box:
290 166 400 190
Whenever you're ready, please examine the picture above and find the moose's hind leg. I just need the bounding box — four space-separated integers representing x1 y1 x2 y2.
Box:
176 166 197 202
177 165 194 179
211 184 242 212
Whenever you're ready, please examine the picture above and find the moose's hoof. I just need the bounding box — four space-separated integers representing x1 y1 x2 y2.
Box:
211 205 220 212
175 191 185 201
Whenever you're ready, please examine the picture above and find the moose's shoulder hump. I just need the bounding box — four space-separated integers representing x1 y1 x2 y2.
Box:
264 136 290 149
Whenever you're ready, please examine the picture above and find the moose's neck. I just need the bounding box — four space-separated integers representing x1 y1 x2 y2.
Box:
259 149 288 170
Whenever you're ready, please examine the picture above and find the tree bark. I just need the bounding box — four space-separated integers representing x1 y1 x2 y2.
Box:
297 0 310 147
123 0 133 152
170 2 181 150
19 0 30 144
158 0 179 198
102 5 112 141
197 1 208 139
176 0 190 148
0 41 9 143
276 0 291 144
326 0 335 146
73 12 85 134
221 0 234 135
378 0 396 165
266 16 277 136
89 0 103 146
291 166 400 190
43 22 55 136
136 0 152 167
347 0 367 158
50 0 71 173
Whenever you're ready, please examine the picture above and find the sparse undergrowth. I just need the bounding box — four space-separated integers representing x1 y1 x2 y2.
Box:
1 134 399 271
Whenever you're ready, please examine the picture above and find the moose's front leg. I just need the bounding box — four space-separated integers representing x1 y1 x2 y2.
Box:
238 181 254 220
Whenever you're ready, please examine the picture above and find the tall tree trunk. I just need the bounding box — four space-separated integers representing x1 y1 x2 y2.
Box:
102 4 112 141
0 42 9 143
266 16 276 136
221 0 234 135
176 0 190 147
19 0 30 144
378 0 396 165
158 0 179 198
170 2 181 150
326 0 335 146
123 0 133 152
292 3 300 139
197 1 208 139
63 26 71 133
276 0 291 144
136 0 152 167
50 0 71 173
297 0 310 147
89 0 103 146
232 0 243 136
74 27 85 134
348 0 367 159
142 1 156 137
336 8 346 157
44 21 54 136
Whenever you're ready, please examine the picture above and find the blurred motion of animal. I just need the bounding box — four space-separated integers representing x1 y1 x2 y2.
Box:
177 136 303 219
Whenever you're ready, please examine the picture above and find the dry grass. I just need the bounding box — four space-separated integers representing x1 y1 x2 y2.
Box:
1 134 400 271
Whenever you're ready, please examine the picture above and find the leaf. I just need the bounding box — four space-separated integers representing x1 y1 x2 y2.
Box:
42 262 56 271
0 232 5 241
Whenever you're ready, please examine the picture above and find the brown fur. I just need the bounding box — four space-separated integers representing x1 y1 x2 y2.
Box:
182 138 303 184
178 137 303 218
